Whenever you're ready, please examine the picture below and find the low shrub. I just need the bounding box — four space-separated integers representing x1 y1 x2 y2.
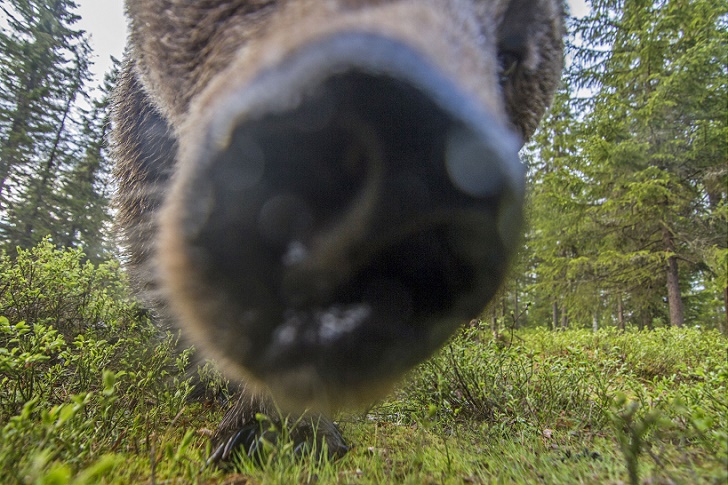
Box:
0 241 196 482
381 324 727 483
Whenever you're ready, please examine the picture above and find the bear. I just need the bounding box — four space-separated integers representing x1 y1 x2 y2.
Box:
111 0 564 462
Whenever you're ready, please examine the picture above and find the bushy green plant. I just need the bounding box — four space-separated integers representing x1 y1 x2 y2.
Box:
392 325 613 433
1 241 726 483
0 242 199 483
0 239 138 341
381 325 727 483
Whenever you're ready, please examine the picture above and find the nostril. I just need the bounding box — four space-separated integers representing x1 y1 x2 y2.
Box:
191 67 522 303
257 194 314 248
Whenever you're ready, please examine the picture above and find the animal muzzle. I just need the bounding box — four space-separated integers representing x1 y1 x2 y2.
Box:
159 32 524 410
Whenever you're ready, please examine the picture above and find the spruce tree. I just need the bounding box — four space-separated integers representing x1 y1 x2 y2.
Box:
55 61 118 262
0 0 94 253
526 0 726 330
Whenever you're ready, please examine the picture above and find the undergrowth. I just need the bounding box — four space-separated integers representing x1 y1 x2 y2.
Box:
378 324 727 483
0 242 200 483
0 242 726 484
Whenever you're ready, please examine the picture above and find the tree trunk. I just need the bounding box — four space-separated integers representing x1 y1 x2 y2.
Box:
663 227 684 327
490 304 498 333
21 94 74 241
617 294 625 331
722 285 727 336
638 310 651 331
552 301 559 331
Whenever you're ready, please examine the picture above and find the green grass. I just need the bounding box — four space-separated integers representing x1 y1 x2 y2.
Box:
2 324 725 485
1 244 726 484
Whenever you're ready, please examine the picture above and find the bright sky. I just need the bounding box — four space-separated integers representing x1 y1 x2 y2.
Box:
75 0 127 84
74 0 590 86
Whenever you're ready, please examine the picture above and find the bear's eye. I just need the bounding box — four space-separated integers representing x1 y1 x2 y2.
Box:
497 28 528 84
498 49 522 83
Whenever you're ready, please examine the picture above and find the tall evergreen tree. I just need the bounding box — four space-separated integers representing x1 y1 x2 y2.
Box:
0 0 105 255
55 61 118 262
3 43 92 250
527 0 727 331
0 0 86 207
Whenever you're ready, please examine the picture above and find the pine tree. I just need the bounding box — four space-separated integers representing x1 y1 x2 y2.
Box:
577 0 726 328
525 83 595 329
525 0 727 331
0 0 96 253
55 61 119 262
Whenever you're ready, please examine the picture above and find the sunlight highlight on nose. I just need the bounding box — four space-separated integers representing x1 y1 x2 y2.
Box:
444 128 504 198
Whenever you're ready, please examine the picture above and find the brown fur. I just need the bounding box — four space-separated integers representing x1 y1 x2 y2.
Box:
113 0 564 461
123 0 561 134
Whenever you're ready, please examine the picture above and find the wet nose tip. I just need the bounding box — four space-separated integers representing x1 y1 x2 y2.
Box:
161 32 527 409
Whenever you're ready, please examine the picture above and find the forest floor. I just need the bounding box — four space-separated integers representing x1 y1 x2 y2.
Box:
2 320 725 485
